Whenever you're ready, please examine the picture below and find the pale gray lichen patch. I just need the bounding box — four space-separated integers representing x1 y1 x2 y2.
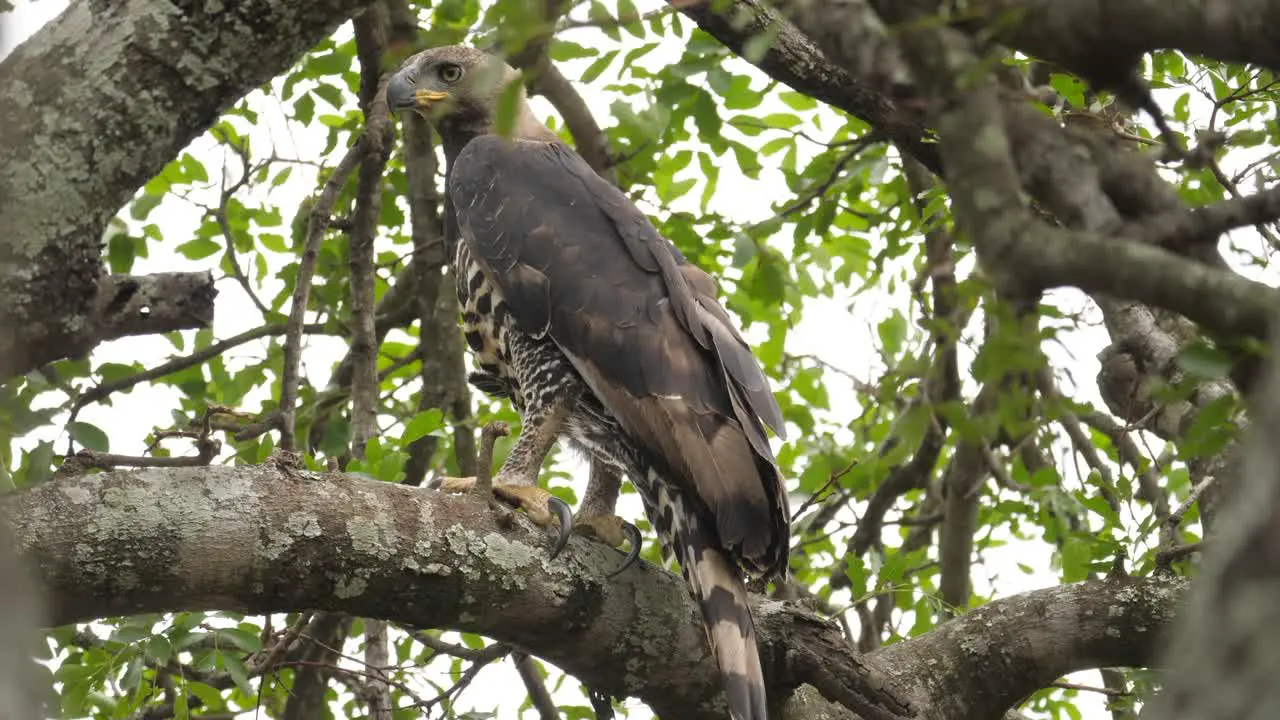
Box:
481 532 538 573
414 537 435 559
444 523 485 559
99 483 157 512
289 512 322 538
260 512 321 562
204 471 256 505
346 510 395 562
59 483 93 506
441 524 543 589
334 574 369 599
959 634 991 657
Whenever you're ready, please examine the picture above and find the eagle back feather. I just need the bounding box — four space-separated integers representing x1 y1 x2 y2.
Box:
449 135 790 575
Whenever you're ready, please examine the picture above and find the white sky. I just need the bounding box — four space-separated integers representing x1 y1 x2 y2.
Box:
6 1 1278 718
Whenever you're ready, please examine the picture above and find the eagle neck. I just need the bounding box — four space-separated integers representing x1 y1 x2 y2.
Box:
439 124 484 166
438 102 559 164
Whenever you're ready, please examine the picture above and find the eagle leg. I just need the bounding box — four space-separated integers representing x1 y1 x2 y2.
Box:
437 397 575 556
574 515 642 578
573 461 643 577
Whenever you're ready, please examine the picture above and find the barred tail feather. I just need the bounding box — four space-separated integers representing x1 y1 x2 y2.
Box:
652 478 768 720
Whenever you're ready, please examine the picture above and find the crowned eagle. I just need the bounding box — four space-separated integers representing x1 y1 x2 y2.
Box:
387 45 790 720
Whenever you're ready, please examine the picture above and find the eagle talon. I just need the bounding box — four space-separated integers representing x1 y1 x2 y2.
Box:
607 521 643 578
547 496 573 559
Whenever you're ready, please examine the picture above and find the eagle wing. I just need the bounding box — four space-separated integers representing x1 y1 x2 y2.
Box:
448 134 789 573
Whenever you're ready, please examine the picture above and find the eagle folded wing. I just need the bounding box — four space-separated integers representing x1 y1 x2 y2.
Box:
449 135 789 572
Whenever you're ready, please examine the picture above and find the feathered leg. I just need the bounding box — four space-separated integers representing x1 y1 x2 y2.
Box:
437 387 575 557
572 460 642 576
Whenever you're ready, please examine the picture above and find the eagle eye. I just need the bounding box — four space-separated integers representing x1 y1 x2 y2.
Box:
438 63 463 83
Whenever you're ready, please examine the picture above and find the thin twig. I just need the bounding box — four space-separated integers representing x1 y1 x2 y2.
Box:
68 323 325 419
252 613 312 674
556 0 700 31
1037 367 1122 514
790 457 857 522
413 632 503 662
214 141 272 316
512 653 560 720
279 84 393 451
70 444 223 469
776 140 874 217
1164 475 1217 544
1052 680 1129 697
418 644 511 712
1155 541 1202 567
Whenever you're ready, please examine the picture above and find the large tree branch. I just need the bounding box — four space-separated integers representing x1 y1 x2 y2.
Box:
3 467 1186 719
0 270 218 380
874 572 1185 720
973 0 1280 76
675 0 941 174
0 0 375 381
1136 315 1280 719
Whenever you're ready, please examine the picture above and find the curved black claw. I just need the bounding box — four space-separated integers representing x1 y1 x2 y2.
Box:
547 496 574 559
588 687 616 720
606 522 643 578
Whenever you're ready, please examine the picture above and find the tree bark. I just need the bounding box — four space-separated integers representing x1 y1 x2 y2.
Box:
1140 321 1280 720
2 466 1186 719
0 0 376 380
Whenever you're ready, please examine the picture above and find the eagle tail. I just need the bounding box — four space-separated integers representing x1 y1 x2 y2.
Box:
651 474 768 720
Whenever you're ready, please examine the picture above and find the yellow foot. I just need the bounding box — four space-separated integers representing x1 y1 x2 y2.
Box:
435 477 574 558
575 513 643 578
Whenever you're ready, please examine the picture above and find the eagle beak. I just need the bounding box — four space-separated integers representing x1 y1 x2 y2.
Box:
386 71 449 113
416 90 450 105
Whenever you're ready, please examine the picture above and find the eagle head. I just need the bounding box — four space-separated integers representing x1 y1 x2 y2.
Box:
386 45 520 126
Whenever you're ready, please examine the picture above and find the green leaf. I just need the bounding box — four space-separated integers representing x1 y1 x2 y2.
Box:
254 235 286 262
120 653 144 690
148 636 173 665
1049 72 1086 108
742 25 781 64
313 83 345 110
131 193 164 221
294 93 316 125
761 112 801 129
107 233 137 273
549 40 597 62
580 50 617 84
181 153 209 183
718 74 761 110
493 75 525 138
877 312 907 357
217 626 262 653
186 681 227 710
309 51 349 76
779 90 818 112
402 408 447 445
587 1 621 42
616 0 645 38
759 137 792 156
176 237 222 260
1060 535 1091 583
68 421 110 452
19 442 55 487
270 166 293 188
697 151 718 212
219 650 254 696
1177 341 1233 379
